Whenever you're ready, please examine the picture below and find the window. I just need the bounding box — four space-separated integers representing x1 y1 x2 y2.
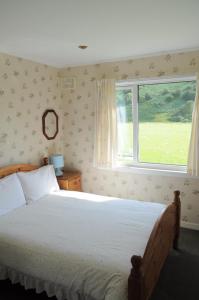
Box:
116 77 196 171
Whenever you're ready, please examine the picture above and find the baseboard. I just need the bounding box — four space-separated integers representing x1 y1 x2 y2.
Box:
181 221 199 231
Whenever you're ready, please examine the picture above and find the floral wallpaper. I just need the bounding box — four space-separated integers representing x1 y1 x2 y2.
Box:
0 50 199 228
59 50 199 228
0 53 63 166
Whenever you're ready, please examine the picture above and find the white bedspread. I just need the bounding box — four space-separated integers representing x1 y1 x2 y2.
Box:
0 190 166 300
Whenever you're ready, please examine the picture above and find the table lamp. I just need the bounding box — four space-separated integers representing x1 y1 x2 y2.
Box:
49 154 64 176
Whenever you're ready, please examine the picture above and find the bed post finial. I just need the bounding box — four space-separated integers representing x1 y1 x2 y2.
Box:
128 255 143 300
173 190 181 250
43 157 48 166
174 190 180 202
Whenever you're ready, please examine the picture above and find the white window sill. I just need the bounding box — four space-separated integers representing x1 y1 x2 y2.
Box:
111 165 190 177
95 161 197 178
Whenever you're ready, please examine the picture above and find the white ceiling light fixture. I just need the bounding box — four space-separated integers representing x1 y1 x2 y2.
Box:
78 45 88 50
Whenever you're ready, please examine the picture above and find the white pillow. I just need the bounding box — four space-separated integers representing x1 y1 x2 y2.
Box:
17 165 60 203
0 173 26 216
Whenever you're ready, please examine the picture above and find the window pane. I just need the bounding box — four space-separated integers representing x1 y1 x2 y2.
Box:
138 81 196 165
116 89 133 159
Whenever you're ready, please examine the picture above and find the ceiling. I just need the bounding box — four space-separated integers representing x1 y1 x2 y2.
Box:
0 0 199 68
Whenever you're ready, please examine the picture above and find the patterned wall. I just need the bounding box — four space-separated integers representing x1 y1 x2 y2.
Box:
0 53 63 166
60 50 199 227
0 50 199 227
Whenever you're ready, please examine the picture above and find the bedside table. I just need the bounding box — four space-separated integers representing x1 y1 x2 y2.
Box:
57 171 82 192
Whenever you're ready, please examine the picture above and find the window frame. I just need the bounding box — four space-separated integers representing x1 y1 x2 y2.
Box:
116 75 196 173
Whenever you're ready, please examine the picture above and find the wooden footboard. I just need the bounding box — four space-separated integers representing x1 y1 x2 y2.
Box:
128 191 181 300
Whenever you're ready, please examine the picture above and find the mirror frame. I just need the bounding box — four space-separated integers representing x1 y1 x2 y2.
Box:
42 109 59 140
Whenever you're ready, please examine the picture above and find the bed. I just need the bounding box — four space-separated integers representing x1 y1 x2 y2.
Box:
0 164 181 300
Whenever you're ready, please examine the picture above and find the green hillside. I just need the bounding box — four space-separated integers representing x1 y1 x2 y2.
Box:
116 81 196 122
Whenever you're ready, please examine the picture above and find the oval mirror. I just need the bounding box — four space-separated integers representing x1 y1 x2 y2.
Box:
42 109 58 140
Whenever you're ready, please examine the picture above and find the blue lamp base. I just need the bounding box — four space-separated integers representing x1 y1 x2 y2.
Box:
49 154 64 177
55 168 63 176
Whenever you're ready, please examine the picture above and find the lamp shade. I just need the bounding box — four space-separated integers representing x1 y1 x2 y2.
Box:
49 154 64 176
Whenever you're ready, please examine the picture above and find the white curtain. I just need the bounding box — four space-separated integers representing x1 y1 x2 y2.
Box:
187 75 199 176
94 79 117 168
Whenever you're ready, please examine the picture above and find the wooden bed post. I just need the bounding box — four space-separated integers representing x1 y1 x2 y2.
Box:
128 255 143 300
173 190 181 250
128 191 181 300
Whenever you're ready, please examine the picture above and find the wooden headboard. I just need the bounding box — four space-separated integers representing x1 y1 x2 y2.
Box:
0 164 38 179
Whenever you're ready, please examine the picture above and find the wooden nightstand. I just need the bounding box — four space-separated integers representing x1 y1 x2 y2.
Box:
57 171 82 192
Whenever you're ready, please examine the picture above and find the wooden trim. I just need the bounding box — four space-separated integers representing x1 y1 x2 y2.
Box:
128 191 181 300
181 221 199 231
0 164 38 178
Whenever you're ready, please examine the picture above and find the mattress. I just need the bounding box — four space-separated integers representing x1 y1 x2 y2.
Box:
0 190 166 300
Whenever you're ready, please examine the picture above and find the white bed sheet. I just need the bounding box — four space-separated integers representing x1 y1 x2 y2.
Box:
0 190 166 300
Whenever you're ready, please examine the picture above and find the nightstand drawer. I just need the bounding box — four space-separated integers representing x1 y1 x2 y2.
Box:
68 177 81 191
58 179 69 190
57 171 82 192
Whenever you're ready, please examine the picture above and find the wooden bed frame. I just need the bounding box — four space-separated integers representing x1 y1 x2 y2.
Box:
0 164 181 300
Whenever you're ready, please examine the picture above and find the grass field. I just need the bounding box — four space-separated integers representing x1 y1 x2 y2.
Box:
118 122 192 165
